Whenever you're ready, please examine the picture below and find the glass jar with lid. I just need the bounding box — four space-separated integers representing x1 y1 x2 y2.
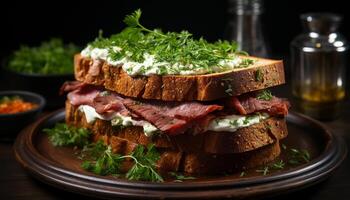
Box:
290 13 348 120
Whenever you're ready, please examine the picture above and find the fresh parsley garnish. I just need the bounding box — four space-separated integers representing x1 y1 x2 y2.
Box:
43 123 91 147
256 166 269 176
88 9 253 75
229 119 239 126
169 172 196 182
288 148 310 165
81 141 123 175
125 144 163 182
255 68 263 82
239 171 246 177
81 141 163 182
271 160 285 170
8 38 79 74
256 90 273 101
281 143 287 150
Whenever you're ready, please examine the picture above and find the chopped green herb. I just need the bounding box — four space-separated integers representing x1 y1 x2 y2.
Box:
169 172 196 182
288 148 310 165
81 141 163 182
256 90 273 101
281 144 287 150
256 166 269 176
100 91 110 96
240 171 246 177
243 115 255 125
240 59 254 67
229 119 239 126
271 160 285 170
255 68 263 82
266 124 272 131
225 86 233 96
81 141 123 175
125 144 163 182
87 9 252 75
44 123 91 147
8 38 79 74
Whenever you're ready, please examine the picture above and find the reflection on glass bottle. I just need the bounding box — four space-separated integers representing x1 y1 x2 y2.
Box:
290 13 348 120
225 0 268 57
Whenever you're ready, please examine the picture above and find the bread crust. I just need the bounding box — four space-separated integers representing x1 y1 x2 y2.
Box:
74 54 285 101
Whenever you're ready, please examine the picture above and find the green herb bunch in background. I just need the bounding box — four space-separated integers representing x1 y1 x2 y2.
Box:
8 38 79 74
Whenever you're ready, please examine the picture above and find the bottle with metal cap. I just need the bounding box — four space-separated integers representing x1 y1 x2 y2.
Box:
290 13 348 120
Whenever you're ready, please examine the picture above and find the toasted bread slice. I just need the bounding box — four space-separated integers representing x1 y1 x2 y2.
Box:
66 101 287 154
74 54 285 101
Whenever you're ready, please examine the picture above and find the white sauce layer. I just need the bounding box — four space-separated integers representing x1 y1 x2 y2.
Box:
79 105 158 137
81 46 244 76
207 114 268 132
79 105 268 137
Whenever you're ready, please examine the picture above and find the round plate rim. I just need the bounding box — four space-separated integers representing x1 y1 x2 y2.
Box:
14 110 348 199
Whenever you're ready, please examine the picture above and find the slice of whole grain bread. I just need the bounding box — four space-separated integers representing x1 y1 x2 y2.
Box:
74 54 285 101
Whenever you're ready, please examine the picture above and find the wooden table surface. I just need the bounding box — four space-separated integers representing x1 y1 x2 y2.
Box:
1 84 350 200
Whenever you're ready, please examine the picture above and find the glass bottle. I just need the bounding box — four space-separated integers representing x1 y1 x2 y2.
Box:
290 13 348 120
225 0 268 57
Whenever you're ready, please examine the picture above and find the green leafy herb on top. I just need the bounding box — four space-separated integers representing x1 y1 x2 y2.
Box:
87 9 253 74
257 90 273 101
43 123 91 147
8 38 79 74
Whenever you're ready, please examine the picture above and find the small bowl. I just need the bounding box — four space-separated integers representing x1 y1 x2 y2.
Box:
0 91 46 137
1 68 73 109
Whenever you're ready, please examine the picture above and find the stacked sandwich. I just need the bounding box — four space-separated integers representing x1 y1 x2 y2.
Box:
62 10 290 175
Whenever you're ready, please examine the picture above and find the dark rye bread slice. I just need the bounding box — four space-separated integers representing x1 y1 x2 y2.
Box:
66 101 287 154
103 135 281 174
74 54 285 101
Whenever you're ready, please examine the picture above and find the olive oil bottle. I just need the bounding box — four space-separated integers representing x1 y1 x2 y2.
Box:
291 13 348 120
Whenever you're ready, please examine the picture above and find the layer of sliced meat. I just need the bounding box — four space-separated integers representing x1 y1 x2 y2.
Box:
228 95 290 116
62 81 223 135
59 81 87 95
123 99 222 135
93 94 131 116
67 86 100 106
62 82 289 135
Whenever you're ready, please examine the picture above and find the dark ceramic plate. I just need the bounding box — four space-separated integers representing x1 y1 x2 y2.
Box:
14 110 347 199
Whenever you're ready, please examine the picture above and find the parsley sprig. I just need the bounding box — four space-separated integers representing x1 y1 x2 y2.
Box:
45 123 163 182
256 90 273 101
43 123 91 147
169 172 196 182
88 9 253 75
81 142 163 182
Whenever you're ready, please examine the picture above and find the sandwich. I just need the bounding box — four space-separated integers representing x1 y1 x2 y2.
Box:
60 10 290 177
